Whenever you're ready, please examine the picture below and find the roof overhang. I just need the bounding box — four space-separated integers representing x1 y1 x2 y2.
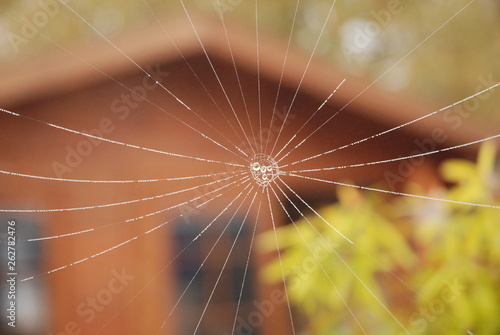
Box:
0 14 494 152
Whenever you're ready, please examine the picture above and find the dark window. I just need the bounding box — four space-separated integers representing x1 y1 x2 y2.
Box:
0 215 47 334
172 216 258 335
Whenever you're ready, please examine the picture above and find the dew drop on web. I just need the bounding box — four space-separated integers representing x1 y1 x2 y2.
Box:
249 153 280 187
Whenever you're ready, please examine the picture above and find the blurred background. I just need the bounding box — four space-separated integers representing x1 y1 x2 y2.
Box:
0 1 499 335
1 0 499 120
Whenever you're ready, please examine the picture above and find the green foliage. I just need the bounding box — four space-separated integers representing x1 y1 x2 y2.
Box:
261 142 500 335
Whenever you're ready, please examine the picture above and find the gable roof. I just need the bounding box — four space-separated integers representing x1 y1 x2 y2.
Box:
0 14 494 152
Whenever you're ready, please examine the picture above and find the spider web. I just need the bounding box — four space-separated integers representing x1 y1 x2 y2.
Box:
0 0 498 334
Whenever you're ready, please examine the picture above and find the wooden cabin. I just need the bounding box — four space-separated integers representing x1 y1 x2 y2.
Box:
0 14 493 335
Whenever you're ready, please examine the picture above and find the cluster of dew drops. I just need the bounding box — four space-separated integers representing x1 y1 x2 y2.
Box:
249 153 281 187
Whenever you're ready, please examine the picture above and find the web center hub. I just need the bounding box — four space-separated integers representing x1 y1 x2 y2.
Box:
249 154 280 187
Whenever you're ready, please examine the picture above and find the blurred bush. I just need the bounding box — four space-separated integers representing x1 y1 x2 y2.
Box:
261 142 500 335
